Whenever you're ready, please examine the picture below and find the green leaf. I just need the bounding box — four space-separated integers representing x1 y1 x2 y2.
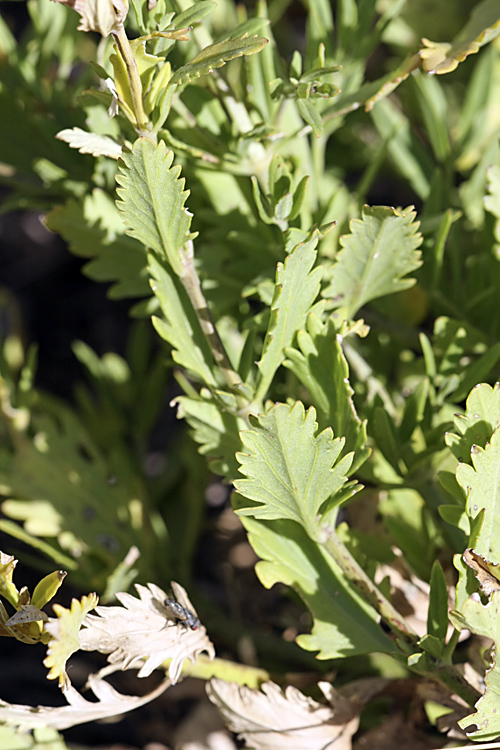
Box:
446 382 500 463
45 192 150 301
427 560 448 640
455 426 500 562
255 231 323 401
116 138 197 277
170 0 216 30
322 205 423 319
296 98 324 137
175 394 245 481
0 396 153 587
149 254 218 387
399 378 430 444
431 318 500 404
234 401 356 539
370 406 402 476
452 590 500 740
370 99 433 199
170 34 268 87
239 512 393 658
284 314 369 470
419 0 500 76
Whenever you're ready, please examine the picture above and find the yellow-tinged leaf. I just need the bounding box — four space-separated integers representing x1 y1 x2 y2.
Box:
0 550 19 607
44 593 99 690
419 0 500 75
32 570 67 610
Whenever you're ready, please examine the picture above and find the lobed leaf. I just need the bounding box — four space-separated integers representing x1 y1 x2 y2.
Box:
255 231 323 401
79 582 214 683
452 589 500 740
116 138 197 276
44 593 99 689
446 382 500 463
0 673 171 731
207 678 360 750
322 205 422 319
175 393 245 481
284 314 369 470
234 401 355 538
456 426 500 563
44 192 150 300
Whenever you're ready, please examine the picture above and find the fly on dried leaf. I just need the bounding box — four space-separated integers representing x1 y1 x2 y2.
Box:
164 581 200 630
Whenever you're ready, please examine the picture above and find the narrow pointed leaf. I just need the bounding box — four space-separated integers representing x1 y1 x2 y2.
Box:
116 138 197 276
255 232 322 401
170 34 268 87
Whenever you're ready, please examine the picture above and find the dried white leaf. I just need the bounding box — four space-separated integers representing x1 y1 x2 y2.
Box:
0 672 170 731
51 0 128 37
80 582 214 683
207 679 360 750
56 128 123 159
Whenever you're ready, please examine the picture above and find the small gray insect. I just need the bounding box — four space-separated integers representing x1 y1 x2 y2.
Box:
164 597 200 630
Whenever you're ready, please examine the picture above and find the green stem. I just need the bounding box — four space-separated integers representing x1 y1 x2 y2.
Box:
112 26 152 138
178 654 270 687
179 243 242 391
321 527 419 647
321 528 480 707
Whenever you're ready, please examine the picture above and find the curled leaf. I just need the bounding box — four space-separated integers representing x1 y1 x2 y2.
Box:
79 582 214 683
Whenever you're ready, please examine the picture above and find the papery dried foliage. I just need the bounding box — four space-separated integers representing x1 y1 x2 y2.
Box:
80 582 214 683
207 679 360 750
0 673 171 731
51 0 128 36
